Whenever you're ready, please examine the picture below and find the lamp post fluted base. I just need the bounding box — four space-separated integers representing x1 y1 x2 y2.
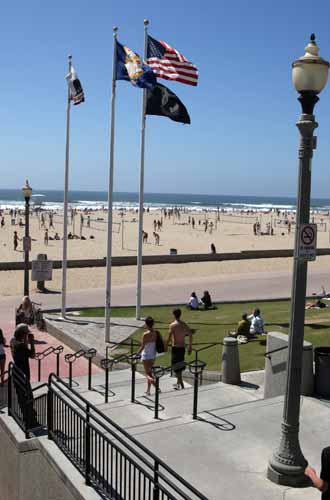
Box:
267 422 309 486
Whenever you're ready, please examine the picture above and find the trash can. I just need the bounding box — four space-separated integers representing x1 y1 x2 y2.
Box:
314 347 330 398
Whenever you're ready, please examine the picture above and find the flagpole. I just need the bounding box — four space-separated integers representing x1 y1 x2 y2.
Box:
105 27 119 343
61 54 72 319
136 19 149 320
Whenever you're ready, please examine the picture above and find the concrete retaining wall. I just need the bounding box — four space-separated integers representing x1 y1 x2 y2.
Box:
1 247 330 271
264 331 314 399
0 413 99 500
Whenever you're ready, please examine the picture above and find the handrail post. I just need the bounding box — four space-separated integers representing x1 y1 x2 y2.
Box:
153 461 160 500
38 358 41 382
131 361 136 403
7 368 12 417
85 402 91 486
47 386 53 440
69 362 73 388
105 365 109 404
56 353 60 377
154 377 159 419
193 370 199 420
88 357 92 391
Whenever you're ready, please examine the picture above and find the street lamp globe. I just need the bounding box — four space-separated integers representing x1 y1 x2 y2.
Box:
292 34 329 95
22 180 33 200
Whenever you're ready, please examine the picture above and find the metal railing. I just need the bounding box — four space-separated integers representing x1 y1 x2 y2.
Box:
264 345 288 359
34 345 64 381
192 342 224 384
0 370 9 410
64 348 97 388
8 363 48 438
48 373 208 500
151 359 206 420
101 351 141 404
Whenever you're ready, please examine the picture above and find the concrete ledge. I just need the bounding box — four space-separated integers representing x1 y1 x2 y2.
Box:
264 331 314 398
2 247 330 271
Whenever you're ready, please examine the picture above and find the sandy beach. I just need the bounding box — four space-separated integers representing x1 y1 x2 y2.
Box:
0 207 329 296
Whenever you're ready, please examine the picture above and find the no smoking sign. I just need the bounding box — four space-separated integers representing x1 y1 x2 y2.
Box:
298 223 317 260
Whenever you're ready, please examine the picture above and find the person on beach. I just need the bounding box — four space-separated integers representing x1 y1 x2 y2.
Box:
167 309 193 390
0 329 8 385
1 217 4 228
138 316 157 396
210 243 216 254
188 292 199 310
44 229 49 246
153 232 160 245
248 308 265 335
13 231 19 251
305 447 330 497
16 296 34 326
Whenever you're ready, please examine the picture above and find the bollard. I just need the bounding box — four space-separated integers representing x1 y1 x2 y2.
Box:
221 337 241 385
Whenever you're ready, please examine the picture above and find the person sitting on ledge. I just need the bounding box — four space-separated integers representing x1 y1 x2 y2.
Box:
188 292 199 310
16 296 34 326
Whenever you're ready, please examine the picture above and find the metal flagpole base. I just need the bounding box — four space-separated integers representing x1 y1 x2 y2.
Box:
267 422 309 486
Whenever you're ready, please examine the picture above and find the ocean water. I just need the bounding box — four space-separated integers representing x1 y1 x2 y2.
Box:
1 189 330 213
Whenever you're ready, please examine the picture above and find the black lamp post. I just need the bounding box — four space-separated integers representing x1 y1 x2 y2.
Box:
268 35 329 486
22 180 32 296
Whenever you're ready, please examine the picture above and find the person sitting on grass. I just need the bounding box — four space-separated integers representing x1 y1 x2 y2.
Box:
188 292 199 310
230 313 253 340
200 291 213 310
306 299 327 309
248 308 265 335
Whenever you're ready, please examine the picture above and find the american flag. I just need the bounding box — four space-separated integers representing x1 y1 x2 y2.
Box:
146 35 198 87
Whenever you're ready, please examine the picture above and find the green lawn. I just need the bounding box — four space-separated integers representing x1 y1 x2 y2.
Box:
79 301 330 372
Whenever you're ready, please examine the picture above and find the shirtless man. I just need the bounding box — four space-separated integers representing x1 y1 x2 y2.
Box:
167 309 193 390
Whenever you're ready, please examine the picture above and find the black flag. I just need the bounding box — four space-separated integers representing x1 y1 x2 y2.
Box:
146 83 190 124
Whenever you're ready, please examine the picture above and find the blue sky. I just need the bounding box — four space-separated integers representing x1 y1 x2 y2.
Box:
2 0 330 197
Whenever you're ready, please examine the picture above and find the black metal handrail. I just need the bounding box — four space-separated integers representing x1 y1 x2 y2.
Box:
264 345 288 359
192 342 223 385
151 359 206 420
48 373 208 500
64 348 97 388
101 351 141 404
0 370 9 410
35 345 64 381
8 363 47 438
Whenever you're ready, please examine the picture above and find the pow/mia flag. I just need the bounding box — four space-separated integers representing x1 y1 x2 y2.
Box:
66 64 85 105
146 83 190 124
